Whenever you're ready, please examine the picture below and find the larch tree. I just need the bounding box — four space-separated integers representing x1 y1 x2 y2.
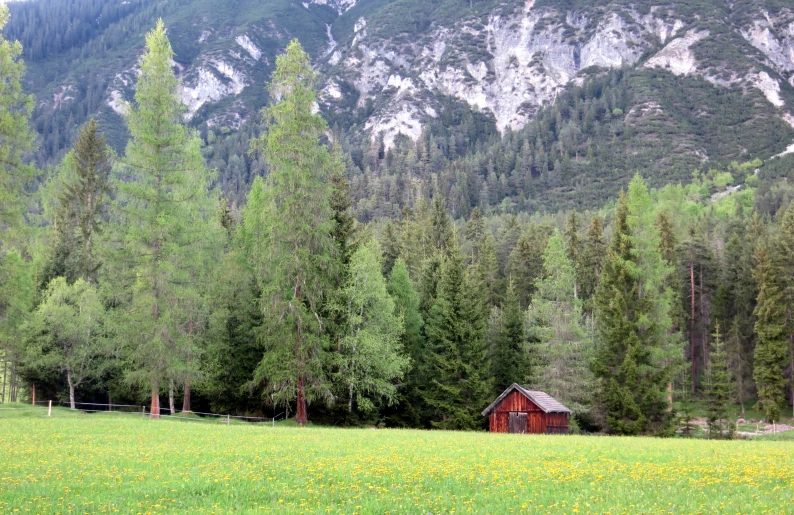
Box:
111 20 216 418
579 216 605 307
753 245 788 423
247 40 339 425
0 5 36 405
333 239 409 413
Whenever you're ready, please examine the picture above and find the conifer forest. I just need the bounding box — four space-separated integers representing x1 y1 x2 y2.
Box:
5 2 794 440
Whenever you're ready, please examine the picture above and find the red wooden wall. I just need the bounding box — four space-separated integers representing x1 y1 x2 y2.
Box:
488 391 569 434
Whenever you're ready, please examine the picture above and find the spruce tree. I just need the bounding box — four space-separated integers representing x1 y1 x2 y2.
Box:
490 279 526 394
247 40 339 424
772 203 794 419
580 216 605 306
41 119 111 286
753 245 787 423
526 231 595 416
705 325 734 439
592 193 674 435
422 250 491 430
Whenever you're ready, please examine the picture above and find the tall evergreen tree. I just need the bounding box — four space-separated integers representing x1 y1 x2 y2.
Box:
526 231 595 416
490 279 526 394
592 193 674 435
110 20 215 418
580 216 605 306
753 245 787 423
41 119 111 286
705 325 734 439
385 258 425 427
771 203 794 418
422 250 491 430
247 40 340 425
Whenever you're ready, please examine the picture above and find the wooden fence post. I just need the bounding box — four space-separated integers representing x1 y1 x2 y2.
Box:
48 400 52 417
31 383 35 405
142 406 145 416
226 414 230 426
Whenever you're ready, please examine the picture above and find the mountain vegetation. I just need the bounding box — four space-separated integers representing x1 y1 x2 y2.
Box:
2 2 794 436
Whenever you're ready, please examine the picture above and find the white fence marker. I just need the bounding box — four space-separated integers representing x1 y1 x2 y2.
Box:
48 400 52 417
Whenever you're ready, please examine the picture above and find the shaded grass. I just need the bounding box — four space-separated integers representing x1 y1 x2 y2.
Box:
1 415 793 514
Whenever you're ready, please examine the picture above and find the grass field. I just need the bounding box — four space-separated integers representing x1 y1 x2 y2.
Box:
1 407 793 514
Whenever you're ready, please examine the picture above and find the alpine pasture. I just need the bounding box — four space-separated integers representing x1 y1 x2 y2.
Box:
1 409 792 514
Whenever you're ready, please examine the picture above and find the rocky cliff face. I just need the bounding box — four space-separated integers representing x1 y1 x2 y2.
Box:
20 0 794 163
317 1 794 151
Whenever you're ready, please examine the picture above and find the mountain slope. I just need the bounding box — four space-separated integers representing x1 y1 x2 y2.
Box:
8 0 794 211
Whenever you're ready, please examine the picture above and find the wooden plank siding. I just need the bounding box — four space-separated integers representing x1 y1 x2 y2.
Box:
487 390 569 434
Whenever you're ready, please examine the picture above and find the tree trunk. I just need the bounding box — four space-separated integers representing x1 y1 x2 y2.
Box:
31 382 35 405
10 363 17 403
150 380 160 419
183 320 193 413
1 357 6 403
700 267 708 375
296 375 307 425
690 255 696 394
67 370 75 410
182 378 191 413
168 380 175 415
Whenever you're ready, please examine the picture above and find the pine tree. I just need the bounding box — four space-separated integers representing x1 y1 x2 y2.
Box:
247 40 339 424
705 325 734 439
490 279 526 394
592 193 674 435
110 20 216 418
422 250 491 430
753 245 787 423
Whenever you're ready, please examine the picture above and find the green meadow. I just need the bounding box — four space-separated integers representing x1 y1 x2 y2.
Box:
0 406 792 514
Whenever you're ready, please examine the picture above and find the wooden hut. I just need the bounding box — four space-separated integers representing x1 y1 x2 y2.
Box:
482 384 572 434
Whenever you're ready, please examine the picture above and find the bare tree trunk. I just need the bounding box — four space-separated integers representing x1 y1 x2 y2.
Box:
182 378 191 413
150 380 160 419
67 370 75 410
700 267 708 375
182 320 193 413
10 363 17 403
168 380 175 415
1 357 6 403
295 281 307 426
690 255 696 394
31 382 35 405
296 376 307 425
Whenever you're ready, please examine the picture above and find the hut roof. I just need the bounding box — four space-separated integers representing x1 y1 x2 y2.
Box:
481 383 573 416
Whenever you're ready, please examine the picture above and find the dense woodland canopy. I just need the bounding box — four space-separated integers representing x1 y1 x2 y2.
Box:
3 11 794 435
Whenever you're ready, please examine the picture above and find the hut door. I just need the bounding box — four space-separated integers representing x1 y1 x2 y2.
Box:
508 412 528 434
